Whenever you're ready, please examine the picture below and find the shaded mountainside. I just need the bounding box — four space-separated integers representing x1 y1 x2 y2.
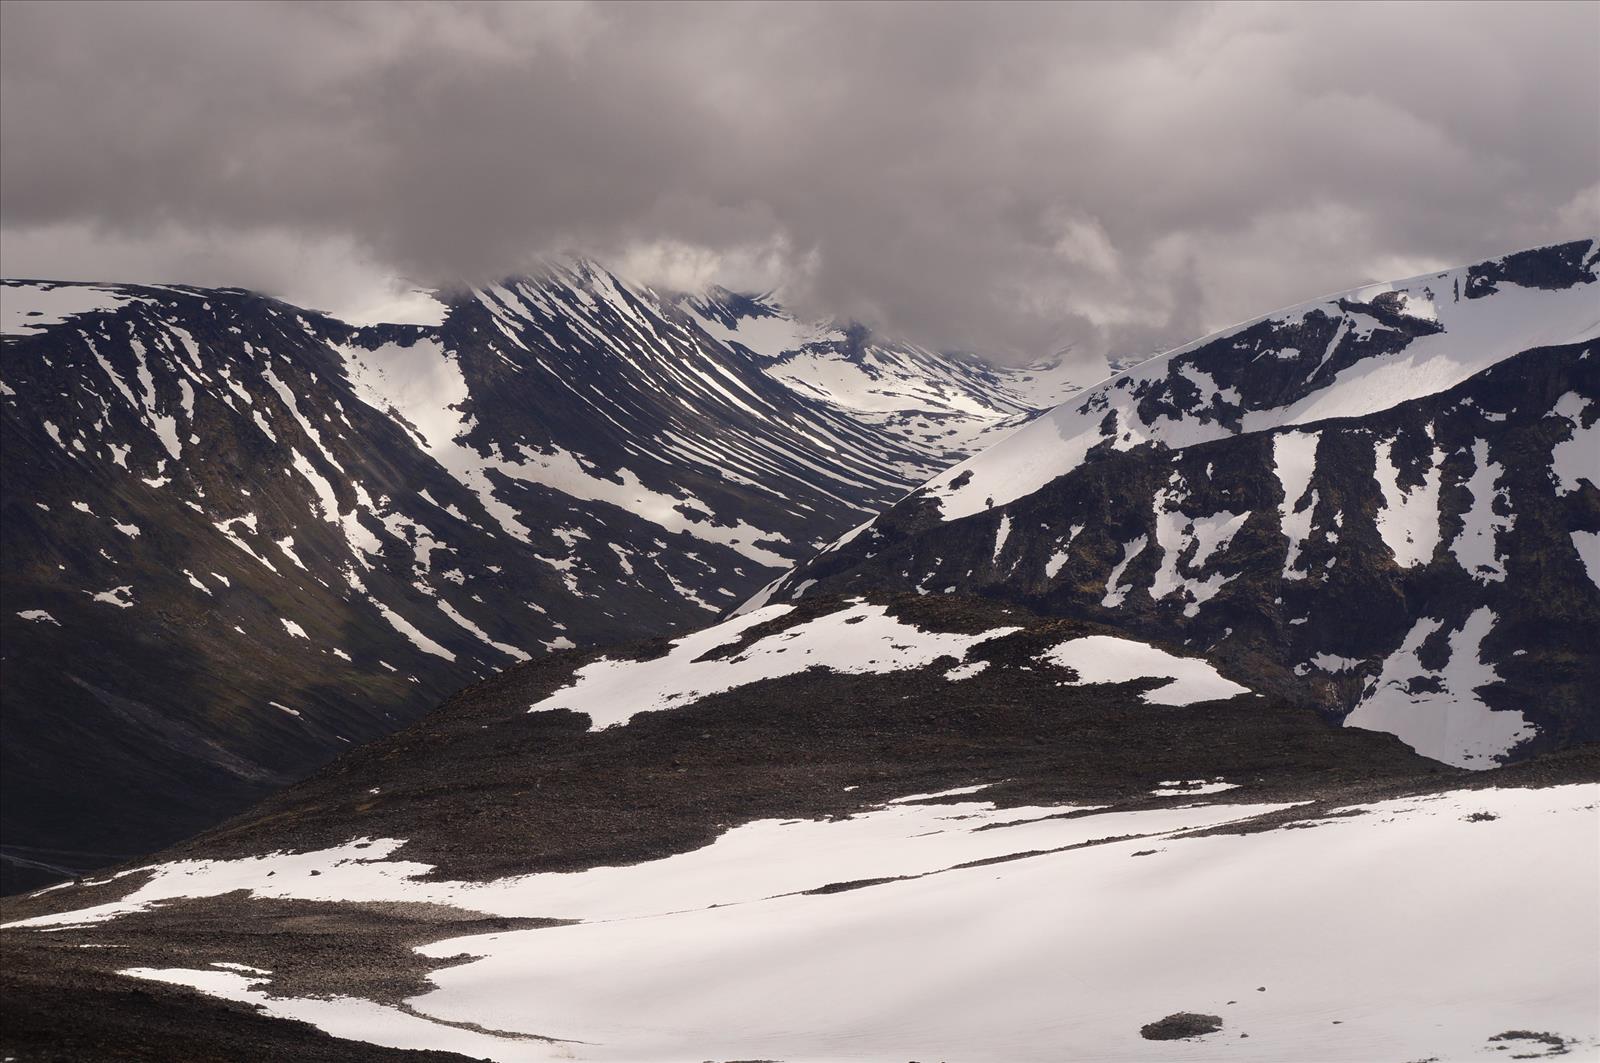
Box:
750 239 1600 770
0 264 1099 891
682 285 1096 455
3 593 1596 1062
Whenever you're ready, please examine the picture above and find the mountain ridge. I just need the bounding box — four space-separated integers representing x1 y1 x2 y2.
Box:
744 238 1600 769
0 264 1106 891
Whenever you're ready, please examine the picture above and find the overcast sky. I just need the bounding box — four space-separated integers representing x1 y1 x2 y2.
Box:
2 1 1596 363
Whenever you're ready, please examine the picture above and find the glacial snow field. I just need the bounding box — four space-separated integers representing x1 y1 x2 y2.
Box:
753 238 1600 771
0 263 1103 893
2 594 1594 1062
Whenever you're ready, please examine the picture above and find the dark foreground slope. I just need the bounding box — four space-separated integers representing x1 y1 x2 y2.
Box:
752 240 1600 770
4 594 1595 1062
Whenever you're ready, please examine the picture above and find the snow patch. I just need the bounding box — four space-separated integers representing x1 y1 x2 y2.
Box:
1273 431 1320 579
1100 535 1147 607
1373 436 1443 568
1345 607 1531 768
1043 635 1251 706
2 282 142 334
532 602 1019 730
20 784 1591 1063
88 585 134 608
1573 530 1600 590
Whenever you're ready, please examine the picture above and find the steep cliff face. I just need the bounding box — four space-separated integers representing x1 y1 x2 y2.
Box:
749 240 1600 768
0 264 1094 890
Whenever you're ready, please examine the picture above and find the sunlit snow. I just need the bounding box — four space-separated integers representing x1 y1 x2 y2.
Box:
18 784 1589 1063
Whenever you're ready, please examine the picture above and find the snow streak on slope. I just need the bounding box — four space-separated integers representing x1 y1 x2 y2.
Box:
1272 431 1320 579
14 785 1596 1063
1452 438 1512 583
1373 432 1443 568
339 335 790 565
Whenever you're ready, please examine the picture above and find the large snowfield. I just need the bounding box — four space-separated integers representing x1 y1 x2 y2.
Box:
11 782 1597 1062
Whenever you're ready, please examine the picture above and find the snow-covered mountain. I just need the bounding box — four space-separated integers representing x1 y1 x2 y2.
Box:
4 593 1593 1062
748 239 1600 769
0 263 1103 891
681 286 1095 455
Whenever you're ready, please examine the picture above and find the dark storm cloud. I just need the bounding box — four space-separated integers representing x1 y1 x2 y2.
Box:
2 0 1596 361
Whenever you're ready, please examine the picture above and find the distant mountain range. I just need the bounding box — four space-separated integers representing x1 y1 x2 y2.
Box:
0 263 1102 891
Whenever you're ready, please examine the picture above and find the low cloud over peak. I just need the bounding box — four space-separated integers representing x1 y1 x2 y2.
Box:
2 1 1595 363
